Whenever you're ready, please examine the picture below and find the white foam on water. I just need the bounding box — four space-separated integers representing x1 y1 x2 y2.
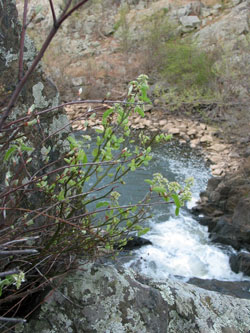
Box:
125 211 248 281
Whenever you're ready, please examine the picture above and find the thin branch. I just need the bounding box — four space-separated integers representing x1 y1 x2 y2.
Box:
0 250 38 255
0 317 26 323
0 237 39 248
60 0 73 18
18 0 29 81
0 269 20 278
58 0 89 26
49 0 57 26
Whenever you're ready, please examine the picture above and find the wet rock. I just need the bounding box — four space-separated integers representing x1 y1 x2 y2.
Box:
232 198 250 229
230 252 250 276
188 277 250 300
115 236 152 250
209 219 250 251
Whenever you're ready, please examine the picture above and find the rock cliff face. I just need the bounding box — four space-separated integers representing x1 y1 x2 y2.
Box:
19 262 250 333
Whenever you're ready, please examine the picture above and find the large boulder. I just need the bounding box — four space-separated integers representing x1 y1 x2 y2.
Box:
18 262 250 333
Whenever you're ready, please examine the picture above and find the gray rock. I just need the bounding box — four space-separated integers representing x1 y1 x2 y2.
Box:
188 277 250 299
232 198 250 229
230 252 250 275
232 0 243 5
20 262 250 333
177 7 190 17
180 15 201 28
194 2 250 48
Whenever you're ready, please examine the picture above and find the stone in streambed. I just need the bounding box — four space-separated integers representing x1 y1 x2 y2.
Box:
188 277 250 300
230 252 250 276
115 236 152 251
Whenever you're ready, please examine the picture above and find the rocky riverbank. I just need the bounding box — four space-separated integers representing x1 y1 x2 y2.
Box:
66 103 244 177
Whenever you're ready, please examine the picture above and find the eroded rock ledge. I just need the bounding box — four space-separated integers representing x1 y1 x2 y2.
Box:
19 262 250 333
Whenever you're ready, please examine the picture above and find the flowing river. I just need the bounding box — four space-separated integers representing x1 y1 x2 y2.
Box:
78 130 248 282
116 140 247 282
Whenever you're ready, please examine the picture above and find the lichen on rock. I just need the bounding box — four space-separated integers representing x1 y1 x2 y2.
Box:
20 262 250 333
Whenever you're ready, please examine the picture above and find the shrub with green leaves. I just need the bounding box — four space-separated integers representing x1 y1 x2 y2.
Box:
2 75 192 257
160 41 215 90
0 75 193 324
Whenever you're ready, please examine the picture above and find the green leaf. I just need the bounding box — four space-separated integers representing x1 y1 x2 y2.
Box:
128 84 133 96
96 201 110 208
152 186 166 194
163 196 170 202
4 146 18 161
20 144 33 152
135 105 145 117
103 108 114 120
138 227 150 236
78 150 88 163
58 190 65 201
67 136 78 149
95 128 104 134
172 193 181 208
145 179 154 185
165 134 172 141
92 148 99 158
175 207 180 216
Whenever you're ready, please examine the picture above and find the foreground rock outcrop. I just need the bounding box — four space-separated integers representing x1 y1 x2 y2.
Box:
19 262 250 333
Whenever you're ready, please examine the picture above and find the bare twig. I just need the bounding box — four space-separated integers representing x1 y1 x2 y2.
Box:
18 0 29 81
0 250 38 255
0 269 20 278
0 237 39 248
0 317 26 323
49 0 57 26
